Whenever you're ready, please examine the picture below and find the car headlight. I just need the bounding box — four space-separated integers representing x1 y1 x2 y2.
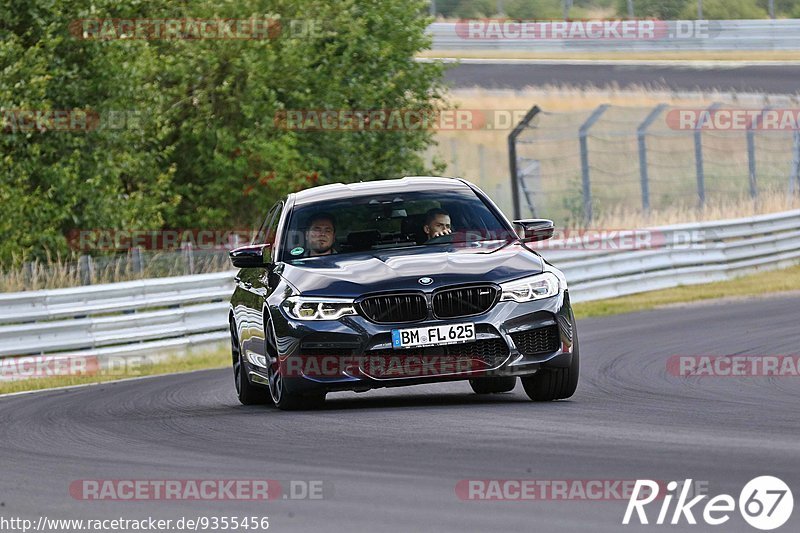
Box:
500 272 560 302
283 296 358 320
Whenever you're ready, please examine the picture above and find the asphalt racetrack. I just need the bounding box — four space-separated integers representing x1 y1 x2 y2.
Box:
446 61 800 94
1 295 798 532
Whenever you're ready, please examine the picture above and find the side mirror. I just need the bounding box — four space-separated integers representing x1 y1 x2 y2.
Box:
229 243 271 268
513 219 555 243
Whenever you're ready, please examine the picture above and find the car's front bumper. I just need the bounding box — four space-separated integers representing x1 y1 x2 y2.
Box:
257 290 575 394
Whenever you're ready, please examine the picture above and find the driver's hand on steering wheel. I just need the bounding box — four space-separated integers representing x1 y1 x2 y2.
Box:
430 228 453 239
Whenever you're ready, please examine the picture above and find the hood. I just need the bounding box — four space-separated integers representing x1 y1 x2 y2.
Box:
280 241 544 297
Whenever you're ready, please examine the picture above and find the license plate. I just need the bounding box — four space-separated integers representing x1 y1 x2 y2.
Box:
391 323 475 349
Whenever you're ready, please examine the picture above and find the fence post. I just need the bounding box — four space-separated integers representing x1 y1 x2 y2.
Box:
78 255 94 285
182 241 195 275
791 131 800 198
562 0 573 20
637 104 667 213
130 247 144 277
746 107 769 200
478 143 487 184
579 104 610 224
508 105 541 220
449 138 459 177
694 102 721 209
24 262 34 285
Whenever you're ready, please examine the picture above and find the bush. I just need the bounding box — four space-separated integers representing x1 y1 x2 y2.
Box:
681 0 768 18
505 0 565 19
616 0 691 18
0 0 446 266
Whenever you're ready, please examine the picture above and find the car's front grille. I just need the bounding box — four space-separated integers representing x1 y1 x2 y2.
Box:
433 285 499 319
510 325 561 356
359 293 427 324
363 338 510 378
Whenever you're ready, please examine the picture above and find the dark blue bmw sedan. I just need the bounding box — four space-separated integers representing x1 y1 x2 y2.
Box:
228 177 578 409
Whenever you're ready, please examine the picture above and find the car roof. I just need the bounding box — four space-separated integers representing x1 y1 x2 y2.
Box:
291 176 471 206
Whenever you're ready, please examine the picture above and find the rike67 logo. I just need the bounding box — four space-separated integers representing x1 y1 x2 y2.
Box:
624 476 793 530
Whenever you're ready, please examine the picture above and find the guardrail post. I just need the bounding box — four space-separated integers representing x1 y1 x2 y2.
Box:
637 104 667 213
579 104 610 224
508 105 541 220
694 102 721 209
78 255 94 285
747 107 769 200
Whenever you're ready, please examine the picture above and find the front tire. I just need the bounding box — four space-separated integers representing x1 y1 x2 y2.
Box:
265 325 325 411
231 321 271 405
521 325 580 402
469 376 516 394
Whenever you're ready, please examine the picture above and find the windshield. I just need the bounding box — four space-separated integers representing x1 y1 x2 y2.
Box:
281 189 514 262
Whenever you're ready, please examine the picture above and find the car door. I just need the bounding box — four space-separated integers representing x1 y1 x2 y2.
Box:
236 200 283 360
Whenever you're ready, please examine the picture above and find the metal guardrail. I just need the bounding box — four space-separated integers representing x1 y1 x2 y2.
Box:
551 209 800 302
0 272 235 361
0 209 798 362
428 19 800 52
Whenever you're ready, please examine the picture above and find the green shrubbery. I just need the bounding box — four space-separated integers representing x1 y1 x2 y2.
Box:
0 0 446 266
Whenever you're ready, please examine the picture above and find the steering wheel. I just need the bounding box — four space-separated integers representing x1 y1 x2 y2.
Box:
425 233 454 244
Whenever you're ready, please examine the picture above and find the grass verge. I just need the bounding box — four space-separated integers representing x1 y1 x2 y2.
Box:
0 347 230 396
573 264 800 320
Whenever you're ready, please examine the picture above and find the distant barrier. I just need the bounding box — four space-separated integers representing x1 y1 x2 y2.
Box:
429 19 800 52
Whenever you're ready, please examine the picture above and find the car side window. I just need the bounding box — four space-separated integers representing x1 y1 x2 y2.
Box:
265 202 284 247
254 202 281 245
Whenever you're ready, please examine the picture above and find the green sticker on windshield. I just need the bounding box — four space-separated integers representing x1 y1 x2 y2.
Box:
290 247 304 256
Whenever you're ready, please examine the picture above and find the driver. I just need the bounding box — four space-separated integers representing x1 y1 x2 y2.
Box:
306 212 337 256
423 208 452 241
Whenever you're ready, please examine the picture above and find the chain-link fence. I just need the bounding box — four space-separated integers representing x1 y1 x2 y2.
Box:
510 104 800 225
2 247 232 292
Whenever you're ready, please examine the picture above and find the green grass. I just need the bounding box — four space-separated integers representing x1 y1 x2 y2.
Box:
0 347 230 395
574 264 800 320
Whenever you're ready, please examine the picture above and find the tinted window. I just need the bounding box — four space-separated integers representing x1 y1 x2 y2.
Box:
254 201 283 246
281 189 513 262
